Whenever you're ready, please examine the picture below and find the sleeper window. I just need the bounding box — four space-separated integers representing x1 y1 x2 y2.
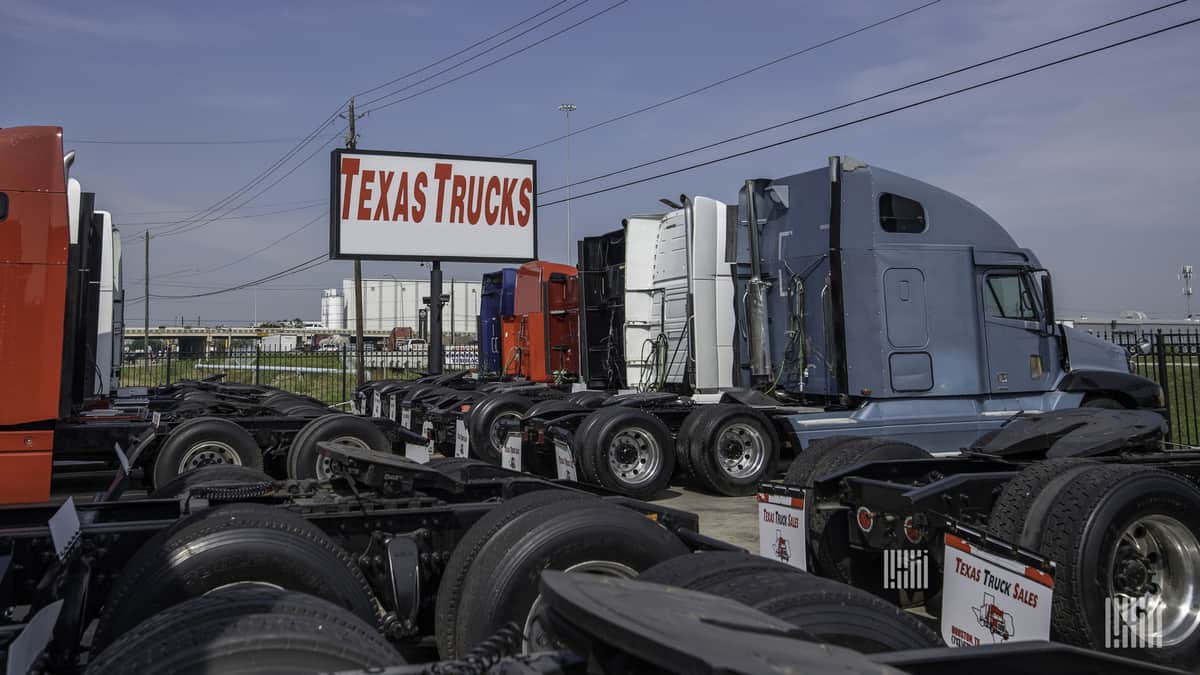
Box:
879 193 926 233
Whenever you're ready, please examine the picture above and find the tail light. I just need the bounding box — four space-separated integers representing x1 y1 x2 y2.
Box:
856 507 875 533
902 516 923 544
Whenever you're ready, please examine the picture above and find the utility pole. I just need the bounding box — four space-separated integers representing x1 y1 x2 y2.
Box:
558 104 577 264
143 231 150 356
1183 265 1194 318
342 97 367 386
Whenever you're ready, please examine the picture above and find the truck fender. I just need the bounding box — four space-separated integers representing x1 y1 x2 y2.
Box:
1056 369 1162 410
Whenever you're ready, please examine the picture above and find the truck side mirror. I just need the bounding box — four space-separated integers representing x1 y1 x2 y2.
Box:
1040 273 1055 331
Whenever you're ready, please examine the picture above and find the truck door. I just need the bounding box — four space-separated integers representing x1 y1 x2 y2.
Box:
980 270 1055 393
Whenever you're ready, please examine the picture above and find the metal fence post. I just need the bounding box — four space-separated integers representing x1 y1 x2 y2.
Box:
1155 330 1171 442
165 345 173 384
341 345 348 401
255 345 262 385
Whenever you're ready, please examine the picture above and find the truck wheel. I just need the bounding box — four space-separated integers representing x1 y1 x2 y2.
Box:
783 435 870 488
1022 464 1200 668
638 550 795 588
575 407 675 499
91 503 379 651
1082 395 1126 409
151 417 263 489
467 393 532 464
694 564 942 652
150 465 273 499
566 390 609 408
801 438 930 582
672 406 706 478
442 499 688 658
435 489 597 658
985 458 1097 543
85 589 401 675
287 413 389 480
524 399 584 418
682 405 780 496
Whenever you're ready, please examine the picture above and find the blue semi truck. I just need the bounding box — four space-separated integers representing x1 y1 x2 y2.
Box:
513 157 1161 498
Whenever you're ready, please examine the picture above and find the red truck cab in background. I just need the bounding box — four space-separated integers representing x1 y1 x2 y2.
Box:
0 126 71 504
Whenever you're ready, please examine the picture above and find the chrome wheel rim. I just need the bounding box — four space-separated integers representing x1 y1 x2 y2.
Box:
523 560 637 652
607 427 662 487
177 440 242 473
489 411 523 453
716 422 767 479
319 435 371 480
1106 514 1200 647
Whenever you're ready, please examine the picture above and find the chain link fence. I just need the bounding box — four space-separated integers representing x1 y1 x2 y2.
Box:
120 345 479 404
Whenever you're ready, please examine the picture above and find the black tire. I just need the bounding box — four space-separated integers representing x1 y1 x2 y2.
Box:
150 465 273 499
681 405 780 496
92 503 379 651
434 489 597 658
783 435 870 488
287 413 389 480
566 390 609 408
279 402 330 416
1023 464 1200 668
85 589 401 675
638 550 796 589
985 458 1097 543
151 417 263 489
573 406 675 499
467 393 533 464
800 438 930 582
283 411 346 474
524 399 584 418
1082 395 1126 409
695 565 943 653
673 405 707 478
446 500 689 658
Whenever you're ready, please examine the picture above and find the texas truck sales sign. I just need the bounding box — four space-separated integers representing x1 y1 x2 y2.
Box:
330 149 537 262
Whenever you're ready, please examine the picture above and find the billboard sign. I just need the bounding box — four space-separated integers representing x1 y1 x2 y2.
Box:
330 149 536 262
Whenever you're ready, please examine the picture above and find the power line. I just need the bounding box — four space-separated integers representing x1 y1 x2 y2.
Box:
127 201 324 228
119 198 325 217
360 0 631 115
66 137 307 146
152 254 330 299
538 16 1200 208
504 0 945 158
353 0 578 99
536 0 1188 196
154 211 327 280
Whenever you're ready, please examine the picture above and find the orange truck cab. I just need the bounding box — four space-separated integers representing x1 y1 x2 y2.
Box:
0 126 131 505
501 261 579 383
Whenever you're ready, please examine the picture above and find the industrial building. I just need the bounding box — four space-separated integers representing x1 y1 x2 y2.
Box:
332 278 482 341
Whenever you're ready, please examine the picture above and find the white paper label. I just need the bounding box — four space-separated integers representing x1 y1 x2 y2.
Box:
502 432 522 471
404 442 430 464
940 533 1053 647
386 395 395 420
553 439 577 481
401 408 411 428
151 411 161 428
373 396 382 418
757 491 806 571
353 397 362 415
454 419 470 458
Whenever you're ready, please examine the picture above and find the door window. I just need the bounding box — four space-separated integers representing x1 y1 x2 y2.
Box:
984 274 1039 321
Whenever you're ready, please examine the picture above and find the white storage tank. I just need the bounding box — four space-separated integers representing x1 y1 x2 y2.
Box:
321 289 346 330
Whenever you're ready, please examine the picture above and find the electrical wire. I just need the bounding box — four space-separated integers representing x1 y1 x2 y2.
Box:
360 0 630 115
536 0 1189 196
154 211 327 281
66 137 308 146
128 201 323 228
152 254 329 299
538 15 1200 208
357 0 590 108
503 0 945 158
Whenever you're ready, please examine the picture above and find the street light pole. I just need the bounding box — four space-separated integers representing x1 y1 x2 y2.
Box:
558 103 577 265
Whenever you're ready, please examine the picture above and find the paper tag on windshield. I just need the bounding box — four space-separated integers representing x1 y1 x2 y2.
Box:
454 419 470 458
401 408 411 428
151 411 161 428
553 439 577 481
421 420 434 441
502 432 522 471
940 533 1053 647
373 396 383 417
757 488 806 571
404 442 430 464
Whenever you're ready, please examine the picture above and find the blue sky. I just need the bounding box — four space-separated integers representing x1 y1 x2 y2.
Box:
4 0 1198 325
